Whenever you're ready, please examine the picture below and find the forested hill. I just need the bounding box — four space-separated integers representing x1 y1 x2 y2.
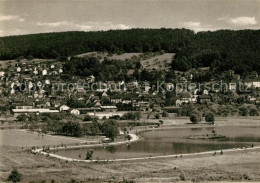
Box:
0 29 193 60
0 29 260 74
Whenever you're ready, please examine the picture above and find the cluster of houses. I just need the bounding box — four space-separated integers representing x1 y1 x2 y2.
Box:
1 59 260 119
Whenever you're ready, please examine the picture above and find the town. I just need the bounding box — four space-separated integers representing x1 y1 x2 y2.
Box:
0 52 259 122
1 28 260 183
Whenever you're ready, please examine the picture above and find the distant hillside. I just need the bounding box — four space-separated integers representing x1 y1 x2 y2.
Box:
0 29 192 60
0 29 260 74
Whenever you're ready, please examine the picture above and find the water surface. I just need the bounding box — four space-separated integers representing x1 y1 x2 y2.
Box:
55 126 260 160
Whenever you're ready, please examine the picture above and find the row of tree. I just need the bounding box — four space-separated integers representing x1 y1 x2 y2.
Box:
44 119 119 140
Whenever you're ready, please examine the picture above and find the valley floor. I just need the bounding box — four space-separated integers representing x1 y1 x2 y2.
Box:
1 117 260 183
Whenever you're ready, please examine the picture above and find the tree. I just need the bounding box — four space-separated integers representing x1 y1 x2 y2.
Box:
249 108 259 116
16 114 27 122
101 120 119 141
85 149 94 160
7 168 22 183
239 107 248 116
155 113 160 119
90 119 101 135
162 111 168 117
205 113 215 124
189 113 202 124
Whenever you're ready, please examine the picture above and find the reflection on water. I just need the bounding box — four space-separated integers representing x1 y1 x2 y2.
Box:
55 126 260 160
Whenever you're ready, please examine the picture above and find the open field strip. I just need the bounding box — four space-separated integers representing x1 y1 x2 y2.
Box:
19 129 97 144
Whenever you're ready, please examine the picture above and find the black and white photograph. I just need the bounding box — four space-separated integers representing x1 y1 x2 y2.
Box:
0 0 260 182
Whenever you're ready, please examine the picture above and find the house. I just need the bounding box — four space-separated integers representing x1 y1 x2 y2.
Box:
87 111 126 119
0 71 5 77
203 90 209 95
133 101 150 111
110 96 122 104
45 80 50 85
51 71 58 76
94 100 101 107
12 108 59 116
60 105 70 111
102 92 108 97
77 107 101 114
100 105 117 112
15 106 34 109
33 70 38 75
17 67 21 72
42 69 47 76
45 101 51 107
244 79 260 88
176 92 191 106
253 81 260 88
198 94 211 103
87 75 95 82
71 109 80 115
229 83 237 92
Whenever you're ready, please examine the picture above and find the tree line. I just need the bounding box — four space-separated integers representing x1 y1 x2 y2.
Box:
1 29 260 75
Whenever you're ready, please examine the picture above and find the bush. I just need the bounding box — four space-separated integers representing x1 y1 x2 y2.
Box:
7 168 22 183
249 108 259 116
189 113 202 124
101 120 119 141
83 115 93 121
162 111 168 117
239 107 248 116
205 113 215 124
85 150 94 160
155 113 160 119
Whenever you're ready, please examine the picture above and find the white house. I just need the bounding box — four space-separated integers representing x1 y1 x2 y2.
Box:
0 71 5 77
176 92 192 106
102 92 108 97
203 89 209 95
42 69 47 76
29 82 34 89
51 65 55 69
45 80 50 85
33 70 38 75
60 105 70 111
244 80 260 88
12 108 59 116
10 88 15 94
253 81 260 88
229 83 236 92
71 109 80 115
17 67 21 72
87 75 95 82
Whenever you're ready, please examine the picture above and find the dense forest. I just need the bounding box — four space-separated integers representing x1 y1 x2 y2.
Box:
1 29 260 74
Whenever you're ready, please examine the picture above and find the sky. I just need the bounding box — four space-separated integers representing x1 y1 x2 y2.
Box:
0 0 259 37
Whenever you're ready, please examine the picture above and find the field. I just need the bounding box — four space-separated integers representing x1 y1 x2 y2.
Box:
74 52 174 71
0 58 55 69
1 117 260 182
140 53 174 71
0 129 100 147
